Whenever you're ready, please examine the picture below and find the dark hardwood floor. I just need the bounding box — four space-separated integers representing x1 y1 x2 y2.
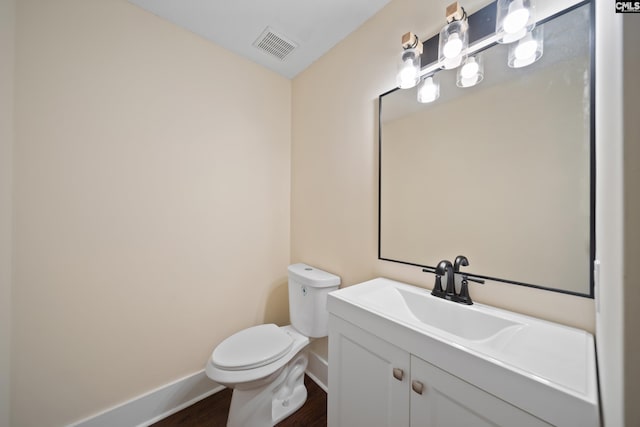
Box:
151 375 327 427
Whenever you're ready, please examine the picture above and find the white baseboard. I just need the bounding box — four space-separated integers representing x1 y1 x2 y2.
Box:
305 348 328 392
68 370 223 427
68 351 329 427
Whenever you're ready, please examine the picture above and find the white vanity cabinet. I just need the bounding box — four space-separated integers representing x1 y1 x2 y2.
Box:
328 315 551 427
409 355 551 427
328 315 409 426
327 278 600 427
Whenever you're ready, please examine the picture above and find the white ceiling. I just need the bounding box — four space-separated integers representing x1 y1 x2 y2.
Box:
127 0 392 79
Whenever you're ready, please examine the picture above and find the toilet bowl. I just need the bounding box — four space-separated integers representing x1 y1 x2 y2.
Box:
205 263 340 427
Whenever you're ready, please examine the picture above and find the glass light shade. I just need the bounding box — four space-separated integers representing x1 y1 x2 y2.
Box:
417 76 440 103
456 55 484 88
438 20 468 69
508 26 543 68
397 47 422 89
496 0 536 44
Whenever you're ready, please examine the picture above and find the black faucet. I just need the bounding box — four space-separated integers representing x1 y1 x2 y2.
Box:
435 260 456 301
425 256 485 305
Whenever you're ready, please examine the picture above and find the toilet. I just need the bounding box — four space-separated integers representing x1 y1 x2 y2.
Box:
205 263 340 427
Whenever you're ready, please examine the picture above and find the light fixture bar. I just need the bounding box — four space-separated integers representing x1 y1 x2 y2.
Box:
416 0 589 78
420 32 499 78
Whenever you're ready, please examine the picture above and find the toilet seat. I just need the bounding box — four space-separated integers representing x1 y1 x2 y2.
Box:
206 325 310 387
212 324 294 371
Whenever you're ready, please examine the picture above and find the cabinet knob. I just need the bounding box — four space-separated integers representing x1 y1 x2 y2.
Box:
412 380 424 395
392 368 404 381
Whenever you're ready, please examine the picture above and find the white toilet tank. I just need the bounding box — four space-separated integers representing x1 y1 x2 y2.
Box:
288 263 340 338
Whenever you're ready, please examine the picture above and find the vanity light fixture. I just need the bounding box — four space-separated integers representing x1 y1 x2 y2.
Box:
507 26 543 68
397 32 423 89
417 75 440 103
496 0 536 44
438 2 468 69
393 0 547 102
456 54 484 88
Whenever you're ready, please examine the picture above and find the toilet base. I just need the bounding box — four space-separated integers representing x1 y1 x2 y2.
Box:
226 350 308 427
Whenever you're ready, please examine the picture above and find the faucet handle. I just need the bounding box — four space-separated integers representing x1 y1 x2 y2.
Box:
431 275 445 298
456 278 474 305
455 274 485 305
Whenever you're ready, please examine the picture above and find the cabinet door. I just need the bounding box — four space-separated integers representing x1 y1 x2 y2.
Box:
328 315 410 427
409 356 552 427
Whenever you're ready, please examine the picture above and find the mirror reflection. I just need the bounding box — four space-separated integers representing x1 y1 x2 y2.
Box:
379 3 592 295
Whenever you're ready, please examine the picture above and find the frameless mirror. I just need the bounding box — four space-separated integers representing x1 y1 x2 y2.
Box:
379 2 593 296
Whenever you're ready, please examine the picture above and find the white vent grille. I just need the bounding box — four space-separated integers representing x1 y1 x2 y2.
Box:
253 27 297 61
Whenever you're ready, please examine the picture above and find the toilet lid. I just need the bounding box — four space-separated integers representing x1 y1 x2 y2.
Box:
212 324 294 370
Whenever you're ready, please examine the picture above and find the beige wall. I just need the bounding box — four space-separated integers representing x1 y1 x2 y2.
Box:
1 0 15 425
12 1 291 426
292 0 594 336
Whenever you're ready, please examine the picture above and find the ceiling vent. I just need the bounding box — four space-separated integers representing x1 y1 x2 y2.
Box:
253 27 298 61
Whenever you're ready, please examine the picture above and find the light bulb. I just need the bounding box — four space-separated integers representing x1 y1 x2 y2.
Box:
460 59 479 78
503 1 530 34
438 20 468 69
443 33 463 59
514 39 537 59
417 76 440 103
496 0 535 44
396 48 421 89
457 55 483 88
508 26 543 68
398 61 419 88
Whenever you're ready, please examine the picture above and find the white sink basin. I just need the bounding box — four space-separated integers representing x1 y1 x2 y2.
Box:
327 277 599 427
398 288 523 340
355 283 523 341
